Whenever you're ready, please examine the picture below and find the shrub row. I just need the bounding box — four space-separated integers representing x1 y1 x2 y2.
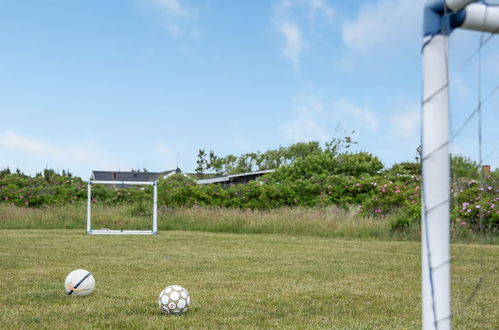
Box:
1 153 497 232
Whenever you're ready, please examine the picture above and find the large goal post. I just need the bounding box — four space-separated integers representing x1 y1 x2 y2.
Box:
86 180 158 235
422 1 499 329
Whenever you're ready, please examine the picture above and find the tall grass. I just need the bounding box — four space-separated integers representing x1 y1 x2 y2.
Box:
161 206 392 239
0 203 392 239
0 203 86 229
0 203 497 243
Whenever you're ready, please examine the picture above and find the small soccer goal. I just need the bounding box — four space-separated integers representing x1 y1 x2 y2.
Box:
86 180 158 235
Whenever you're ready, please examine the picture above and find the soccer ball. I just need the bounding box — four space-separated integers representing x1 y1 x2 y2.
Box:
64 269 95 297
158 285 190 315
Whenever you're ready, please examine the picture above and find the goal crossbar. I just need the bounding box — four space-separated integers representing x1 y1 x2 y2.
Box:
86 180 158 235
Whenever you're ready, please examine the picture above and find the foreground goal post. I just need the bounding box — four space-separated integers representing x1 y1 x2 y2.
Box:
86 180 158 235
422 1 499 329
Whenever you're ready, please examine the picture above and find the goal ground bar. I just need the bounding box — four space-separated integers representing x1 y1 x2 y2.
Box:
87 230 157 235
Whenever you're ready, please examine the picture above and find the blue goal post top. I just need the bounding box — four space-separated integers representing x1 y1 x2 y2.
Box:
423 0 468 37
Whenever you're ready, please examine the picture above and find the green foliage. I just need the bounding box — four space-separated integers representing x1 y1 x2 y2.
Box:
196 136 354 176
451 174 498 231
0 143 496 236
333 152 384 176
451 155 479 179
0 167 12 179
0 168 87 207
127 202 152 217
359 174 421 217
0 167 152 208
195 149 208 176
267 152 383 182
387 162 421 176
269 152 335 182
389 203 421 232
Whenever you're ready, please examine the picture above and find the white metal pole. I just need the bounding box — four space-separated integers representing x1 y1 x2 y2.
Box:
460 3 499 33
422 34 451 330
153 182 158 234
445 0 475 12
87 182 92 234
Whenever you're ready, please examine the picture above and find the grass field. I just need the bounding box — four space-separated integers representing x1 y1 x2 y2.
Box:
1 230 498 329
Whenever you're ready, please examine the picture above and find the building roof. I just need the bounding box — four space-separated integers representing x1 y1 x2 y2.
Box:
196 169 274 185
91 168 181 182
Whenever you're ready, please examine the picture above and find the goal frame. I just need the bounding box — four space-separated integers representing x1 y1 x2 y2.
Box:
86 180 158 235
422 1 499 329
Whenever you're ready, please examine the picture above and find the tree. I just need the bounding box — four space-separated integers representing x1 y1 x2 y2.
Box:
324 132 356 155
0 168 11 179
196 132 358 176
195 149 208 177
451 155 479 179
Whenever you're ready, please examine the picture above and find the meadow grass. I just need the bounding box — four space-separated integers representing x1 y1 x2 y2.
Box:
0 230 497 329
0 203 392 238
1 203 498 244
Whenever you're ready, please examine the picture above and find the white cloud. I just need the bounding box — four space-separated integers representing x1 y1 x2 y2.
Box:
341 0 424 53
390 106 420 139
279 90 331 142
150 0 189 18
157 143 173 156
277 22 305 70
0 131 96 161
280 117 330 142
333 100 380 132
272 0 335 69
157 143 179 168
143 0 199 39
0 131 128 177
280 90 385 142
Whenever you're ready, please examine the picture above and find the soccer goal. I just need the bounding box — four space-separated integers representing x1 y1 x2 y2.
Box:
422 1 499 329
86 180 158 235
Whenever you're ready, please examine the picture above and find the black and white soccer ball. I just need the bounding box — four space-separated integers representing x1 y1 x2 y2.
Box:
64 269 95 297
158 285 190 315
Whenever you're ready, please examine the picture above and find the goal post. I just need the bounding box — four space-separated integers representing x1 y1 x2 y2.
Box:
86 180 158 235
422 1 499 329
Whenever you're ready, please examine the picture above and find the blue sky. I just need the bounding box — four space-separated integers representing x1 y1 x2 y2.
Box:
0 0 497 178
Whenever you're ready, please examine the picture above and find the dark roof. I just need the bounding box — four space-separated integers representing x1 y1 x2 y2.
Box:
91 168 181 182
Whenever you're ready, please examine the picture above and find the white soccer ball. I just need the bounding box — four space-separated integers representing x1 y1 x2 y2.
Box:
158 285 190 315
64 269 95 297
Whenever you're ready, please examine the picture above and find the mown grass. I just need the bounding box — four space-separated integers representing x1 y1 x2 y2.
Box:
0 230 498 329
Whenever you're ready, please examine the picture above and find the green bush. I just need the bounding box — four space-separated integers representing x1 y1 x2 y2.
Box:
0 150 496 236
333 152 384 176
127 202 153 217
360 175 421 217
389 203 421 232
386 162 421 176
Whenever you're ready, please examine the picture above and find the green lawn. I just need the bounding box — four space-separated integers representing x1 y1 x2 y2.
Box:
0 230 497 329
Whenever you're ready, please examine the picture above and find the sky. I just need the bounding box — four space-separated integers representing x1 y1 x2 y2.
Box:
0 0 498 179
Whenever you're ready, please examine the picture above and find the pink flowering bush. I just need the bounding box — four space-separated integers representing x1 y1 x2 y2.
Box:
451 175 498 231
0 168 87 207
359 174 422 231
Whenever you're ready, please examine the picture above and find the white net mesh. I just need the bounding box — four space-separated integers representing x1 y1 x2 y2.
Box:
447 13 499 326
